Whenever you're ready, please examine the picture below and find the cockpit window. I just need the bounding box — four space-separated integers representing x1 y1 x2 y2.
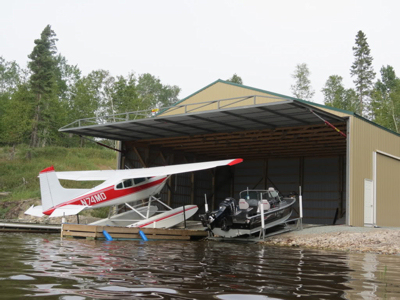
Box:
116 177 147 189
123 179 133 188
134 178 146 185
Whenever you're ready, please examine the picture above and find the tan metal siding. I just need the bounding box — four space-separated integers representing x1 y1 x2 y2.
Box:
349 117 400 226
161 81 285 116
376 154 400 227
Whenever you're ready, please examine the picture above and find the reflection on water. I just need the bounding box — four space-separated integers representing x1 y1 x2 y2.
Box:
0 233 399 299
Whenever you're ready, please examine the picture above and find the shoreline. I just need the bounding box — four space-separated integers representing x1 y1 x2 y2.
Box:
263 224 400 255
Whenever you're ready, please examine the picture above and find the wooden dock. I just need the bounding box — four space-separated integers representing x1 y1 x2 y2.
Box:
62 224 208 241
0 221 61 233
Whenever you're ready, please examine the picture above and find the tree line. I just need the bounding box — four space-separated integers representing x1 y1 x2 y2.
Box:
0 25 181 148
1 26 398 150
290 30 400 133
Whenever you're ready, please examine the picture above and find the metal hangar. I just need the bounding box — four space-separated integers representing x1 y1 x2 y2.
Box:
60 80 400 227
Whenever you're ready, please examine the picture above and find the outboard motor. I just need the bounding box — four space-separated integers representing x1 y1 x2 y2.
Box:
200 197 237 231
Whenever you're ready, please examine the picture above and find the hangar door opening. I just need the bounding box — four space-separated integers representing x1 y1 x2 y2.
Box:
224 157 346 225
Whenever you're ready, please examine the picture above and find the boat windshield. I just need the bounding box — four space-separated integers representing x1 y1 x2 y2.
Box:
239 189 281 202
240 190 260 200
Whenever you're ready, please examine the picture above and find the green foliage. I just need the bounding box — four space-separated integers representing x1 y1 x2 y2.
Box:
371 65 400 133
87 207 110 218
111 73 139 114
0 57 27 145
0 56 21 93
290 63 315 101
350 30 376 117
0 83 34 145
0 207 10 219
28 25 58 96
28 25 59 148
0 25 182 148
0 145 117 201
322 75 358 112
68 69 109 122
137 73 181 109
226 74 243 85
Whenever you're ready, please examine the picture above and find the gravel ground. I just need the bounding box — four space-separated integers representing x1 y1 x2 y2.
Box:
263 224 400 255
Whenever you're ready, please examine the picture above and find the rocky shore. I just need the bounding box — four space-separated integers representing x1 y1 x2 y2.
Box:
263 225 400 255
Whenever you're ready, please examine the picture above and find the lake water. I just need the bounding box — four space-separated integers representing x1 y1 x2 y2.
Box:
0 233 399 299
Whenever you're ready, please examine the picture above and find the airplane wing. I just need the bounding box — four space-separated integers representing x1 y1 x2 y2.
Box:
56 170 119 181
55 158 243 182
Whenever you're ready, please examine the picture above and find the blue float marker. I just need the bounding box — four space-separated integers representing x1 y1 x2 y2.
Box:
139 230 148 241
102 230 113 241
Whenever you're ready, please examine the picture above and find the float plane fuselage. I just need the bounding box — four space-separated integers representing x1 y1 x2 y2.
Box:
25 159 243 218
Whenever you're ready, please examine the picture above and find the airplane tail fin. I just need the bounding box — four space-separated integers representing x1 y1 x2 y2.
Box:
39 166 73 211
25 166 88 217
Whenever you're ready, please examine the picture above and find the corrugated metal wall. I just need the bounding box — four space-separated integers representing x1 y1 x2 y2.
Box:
233 160 265 194
376 153 400 227
267 158 301 220
303 157 345 224
349 117 400 226
232 157 345 224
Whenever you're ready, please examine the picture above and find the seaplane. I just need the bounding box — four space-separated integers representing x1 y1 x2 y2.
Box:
25 158 243 228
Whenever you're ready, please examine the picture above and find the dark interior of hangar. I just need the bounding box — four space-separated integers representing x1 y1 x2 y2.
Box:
120 121 347 225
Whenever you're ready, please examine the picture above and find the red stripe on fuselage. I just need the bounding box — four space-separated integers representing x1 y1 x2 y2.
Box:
43 177 167 215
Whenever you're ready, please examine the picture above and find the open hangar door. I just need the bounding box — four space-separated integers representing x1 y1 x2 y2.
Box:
60 100 348 225
119 127 347 225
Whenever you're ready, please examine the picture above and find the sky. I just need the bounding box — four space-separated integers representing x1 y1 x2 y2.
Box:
1 0 400 104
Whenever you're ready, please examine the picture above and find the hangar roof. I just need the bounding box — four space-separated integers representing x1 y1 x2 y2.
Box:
59 97 348 159
60 98 346 142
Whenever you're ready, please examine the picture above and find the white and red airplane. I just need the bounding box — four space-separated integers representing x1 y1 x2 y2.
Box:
25 158 243 219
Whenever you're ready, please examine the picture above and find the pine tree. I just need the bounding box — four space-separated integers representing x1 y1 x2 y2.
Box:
290 63 315 101
28 25 58 147
350 30 375 117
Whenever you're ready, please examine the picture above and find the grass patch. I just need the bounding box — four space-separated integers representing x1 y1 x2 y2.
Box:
0 145 117 202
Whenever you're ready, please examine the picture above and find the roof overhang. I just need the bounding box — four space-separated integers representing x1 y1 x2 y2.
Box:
59 99 347 142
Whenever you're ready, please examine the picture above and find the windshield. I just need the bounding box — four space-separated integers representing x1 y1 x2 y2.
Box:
239 189 281 201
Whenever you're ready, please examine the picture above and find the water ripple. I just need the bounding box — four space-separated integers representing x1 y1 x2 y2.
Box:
0 233 399 299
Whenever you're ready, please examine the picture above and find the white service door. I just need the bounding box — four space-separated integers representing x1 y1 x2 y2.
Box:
364 179 374 226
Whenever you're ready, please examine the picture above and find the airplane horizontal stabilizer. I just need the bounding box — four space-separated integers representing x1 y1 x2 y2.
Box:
50 205 87 217
25 205 44 217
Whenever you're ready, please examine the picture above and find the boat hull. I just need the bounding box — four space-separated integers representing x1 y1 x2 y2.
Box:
203 197 296 238
211 208 293 238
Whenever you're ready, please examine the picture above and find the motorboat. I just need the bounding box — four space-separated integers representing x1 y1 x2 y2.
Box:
200 187 296 238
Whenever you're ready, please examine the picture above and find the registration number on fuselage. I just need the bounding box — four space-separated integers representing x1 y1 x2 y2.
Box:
80 192 107 206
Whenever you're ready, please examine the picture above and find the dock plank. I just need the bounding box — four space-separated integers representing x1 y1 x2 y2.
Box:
61 224 207 240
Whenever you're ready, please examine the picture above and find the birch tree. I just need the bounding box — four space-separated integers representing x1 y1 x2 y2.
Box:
290 63 315 101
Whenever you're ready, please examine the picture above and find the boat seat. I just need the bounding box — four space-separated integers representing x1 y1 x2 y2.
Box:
238 198 249 210
260 199 270 211
246 199 259 215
